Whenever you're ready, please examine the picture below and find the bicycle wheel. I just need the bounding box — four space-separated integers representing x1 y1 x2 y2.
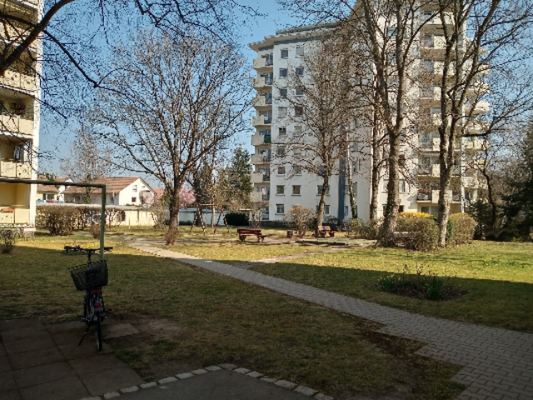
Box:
95 312 102 351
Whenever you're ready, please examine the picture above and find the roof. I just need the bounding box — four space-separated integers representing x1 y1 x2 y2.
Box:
153 189 165 198
37 175 71 193
249 22 339 51
63 177 150 195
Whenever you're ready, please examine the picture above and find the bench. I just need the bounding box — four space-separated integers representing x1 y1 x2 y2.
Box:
237 229 266 243
317 226 336 238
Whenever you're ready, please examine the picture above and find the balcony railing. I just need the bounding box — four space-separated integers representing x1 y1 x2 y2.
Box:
252 115 272 126
452 191 461 202
262 174 270 182
0 69 36 93
262 194 270 201
417 190 432 201
0 161 31 178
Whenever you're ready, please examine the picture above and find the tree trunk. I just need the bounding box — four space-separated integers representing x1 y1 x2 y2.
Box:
370 124 381 221
167 184 181 245
379 132 400 246
346 145 357 219
315 175 330 236
481 170 497 228
437 141 454 247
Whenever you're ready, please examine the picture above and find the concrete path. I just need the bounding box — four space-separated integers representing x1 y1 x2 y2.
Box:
129 240 533 400
0 319 143 400
122 369 316 400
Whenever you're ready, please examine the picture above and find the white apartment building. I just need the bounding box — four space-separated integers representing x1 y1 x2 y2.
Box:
0 0 43 227
249 10 488 223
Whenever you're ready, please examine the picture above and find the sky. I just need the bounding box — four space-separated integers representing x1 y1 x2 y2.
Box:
37 0 298 186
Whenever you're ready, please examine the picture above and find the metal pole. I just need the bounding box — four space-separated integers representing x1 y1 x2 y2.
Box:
100 185 106 261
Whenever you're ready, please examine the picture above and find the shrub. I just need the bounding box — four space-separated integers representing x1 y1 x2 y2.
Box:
37 207 77 236
90 224 101 240
377 265 464 301
225 212 248 227
399 212 430 219
347 218 382 240
449 213 476 245
396 216 439 251
1 229 16 254
283 206 316 237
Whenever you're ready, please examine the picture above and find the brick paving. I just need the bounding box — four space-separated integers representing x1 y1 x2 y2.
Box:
129 240 533 400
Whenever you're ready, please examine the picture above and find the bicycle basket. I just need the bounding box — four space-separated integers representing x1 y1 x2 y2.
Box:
69 260 108 291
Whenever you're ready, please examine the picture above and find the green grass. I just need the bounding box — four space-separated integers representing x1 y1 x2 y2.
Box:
162 241 325 263
253 241 533 332
0 233 464 399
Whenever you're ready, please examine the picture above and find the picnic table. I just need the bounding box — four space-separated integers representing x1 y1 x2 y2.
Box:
317 226 336 238
237 229 266 243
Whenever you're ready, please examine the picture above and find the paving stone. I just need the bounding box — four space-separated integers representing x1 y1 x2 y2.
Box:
20 376 90 400
246 371 263 378
80 365 144 396
140 382 157 389
176 373 194 379
3 334 56 355
0 390 20 400
58 342 113 360
8 346 65 370
1 325 48 342
0 319 42 332
260 377 277 383
159 376 178 384
205 365 222 372
314 394 334 400
69 354 127 375
120 386 140 393
103 392 120 399
103 324 140 340
234 367 251 374
295 386 318 396
219 363 237 370
14 361 77 388
275 380 297 390
191 369 208 375
0 355 11 373
0 371 17 392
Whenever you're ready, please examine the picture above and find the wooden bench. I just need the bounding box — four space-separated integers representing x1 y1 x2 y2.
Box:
317 226 336 238
237 229 266 243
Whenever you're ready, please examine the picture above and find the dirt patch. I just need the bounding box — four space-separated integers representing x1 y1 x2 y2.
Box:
109 314 186 340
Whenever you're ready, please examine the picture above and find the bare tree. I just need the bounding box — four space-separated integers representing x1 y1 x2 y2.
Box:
87 30 251 244
274 37 360 235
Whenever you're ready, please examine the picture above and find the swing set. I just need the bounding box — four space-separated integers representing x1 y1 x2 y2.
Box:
189 203 230 235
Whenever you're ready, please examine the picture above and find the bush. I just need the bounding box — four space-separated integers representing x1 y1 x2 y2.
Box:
378 265 465 301
449 213 476 245
225 212 248 227
283 206 316 237
347 218 382 240
90 224 101 239
1 229 16 254
399 212 430 219
37 207 77 236
396 216 439 251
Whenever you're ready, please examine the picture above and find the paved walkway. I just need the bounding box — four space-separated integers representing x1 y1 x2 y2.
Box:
0 319 143 400
129 240 533 400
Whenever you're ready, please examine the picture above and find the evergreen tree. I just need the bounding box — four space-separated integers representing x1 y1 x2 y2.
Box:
227 147 253 206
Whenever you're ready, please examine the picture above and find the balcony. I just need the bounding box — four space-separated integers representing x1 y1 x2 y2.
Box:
417 189 459 203
421 14 454 34
252 114 271 127
253 57 273 70
0 207 30 225
252 95 272 108
251 172 270 184
0 114 34 135
0 161 31 178
467 82 490 96
419 163 441 178
417 190 433 202
466 101 490 115
251 154 271 164
0 70 36 94
452 191 461 203
420 35 448 58
251 134 271 146
419 86 440 103
464 119 489 134
464 138 486 151
252 76 273 90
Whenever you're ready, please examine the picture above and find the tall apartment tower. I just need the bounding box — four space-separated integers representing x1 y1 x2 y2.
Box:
0 0 43 227
249 13 488 223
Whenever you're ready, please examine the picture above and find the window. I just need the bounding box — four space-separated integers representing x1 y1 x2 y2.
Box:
354 159 362 172
398 205 405 213
279 127 287 136
278 107 287 118
421 206 430 214
431 107 441 114
399 154 406 167
259 129 271 136
292 185 301 195
295 106 303 117
294 126 302 134
276 185 285 195
280 88 288 98
353 182 358 195
294 166 302 175
279 68 288 78
133 185 138 192
317 204 330 214
295 88 304 96
317 185 330 195
422 60 434 73
263 53 274 66
296 66 304 76
399 179 406 193
388 27 397 37
281 49 288 59
276 204 285 214
277 147 286 156
132 197 137 203
296 46 304 57
278 165 286 175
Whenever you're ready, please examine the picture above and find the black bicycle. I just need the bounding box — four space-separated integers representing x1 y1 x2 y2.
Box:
69 248 110 350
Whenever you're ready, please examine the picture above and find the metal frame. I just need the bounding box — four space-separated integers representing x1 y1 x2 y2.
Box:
0 178 107 260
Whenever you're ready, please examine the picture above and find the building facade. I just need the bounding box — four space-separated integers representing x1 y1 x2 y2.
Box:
249 12 488 223
0 0 43 226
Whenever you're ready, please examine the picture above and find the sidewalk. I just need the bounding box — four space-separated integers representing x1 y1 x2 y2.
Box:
129 240 533 400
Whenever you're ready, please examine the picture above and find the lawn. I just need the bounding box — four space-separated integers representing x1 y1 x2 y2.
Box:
0 233 465 400
162 241 326 263
253 241 533 333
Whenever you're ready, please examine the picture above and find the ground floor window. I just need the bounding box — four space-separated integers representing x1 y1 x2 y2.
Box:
276 204 285 214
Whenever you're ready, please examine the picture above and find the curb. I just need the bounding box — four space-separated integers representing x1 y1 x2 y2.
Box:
81 363 333 400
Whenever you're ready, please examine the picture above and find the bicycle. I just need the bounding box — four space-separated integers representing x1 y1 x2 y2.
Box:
68 248 111 350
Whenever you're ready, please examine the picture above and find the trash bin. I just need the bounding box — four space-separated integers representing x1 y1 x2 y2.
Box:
287 230 294 239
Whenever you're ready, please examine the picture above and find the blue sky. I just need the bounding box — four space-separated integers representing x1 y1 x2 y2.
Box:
38 0 297 183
